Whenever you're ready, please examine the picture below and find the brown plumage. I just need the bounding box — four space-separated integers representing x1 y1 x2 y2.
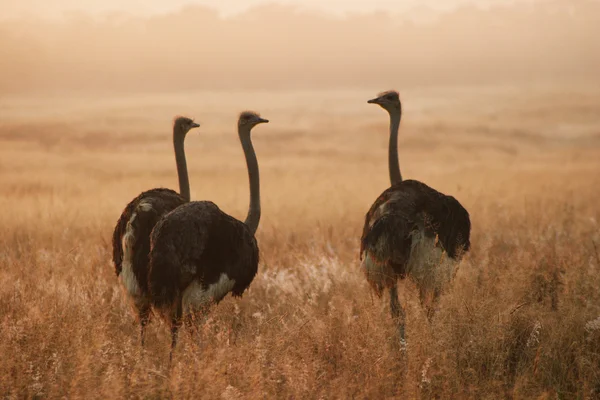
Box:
147 111 268 358
362 90 471 344
360 179 471 294
111 116 199 345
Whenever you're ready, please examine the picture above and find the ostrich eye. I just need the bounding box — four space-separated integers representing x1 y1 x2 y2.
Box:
386 95 394 100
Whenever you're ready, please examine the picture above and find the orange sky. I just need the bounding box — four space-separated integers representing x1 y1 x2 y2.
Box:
1 0 526 18
1 1 598 94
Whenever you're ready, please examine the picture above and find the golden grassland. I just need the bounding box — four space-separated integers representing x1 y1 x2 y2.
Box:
1 85 599 399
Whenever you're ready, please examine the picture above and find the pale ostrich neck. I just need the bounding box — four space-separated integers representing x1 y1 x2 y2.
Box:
173 131 190 202
239 127 261 234
388 109 402 185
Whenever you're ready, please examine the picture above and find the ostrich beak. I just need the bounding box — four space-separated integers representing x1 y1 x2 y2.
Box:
367 98 380 104
257 118 269 124
191 122 200 128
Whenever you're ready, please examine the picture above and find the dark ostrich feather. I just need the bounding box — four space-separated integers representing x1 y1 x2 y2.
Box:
112 188 187 285
361 179 471 277
147 201 259 310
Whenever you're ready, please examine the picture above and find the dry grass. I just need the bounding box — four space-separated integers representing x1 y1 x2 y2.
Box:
1 85 600 399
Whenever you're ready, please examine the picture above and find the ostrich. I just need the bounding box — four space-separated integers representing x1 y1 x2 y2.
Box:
147 111 268 357
360 90 471 343
111 116 200 345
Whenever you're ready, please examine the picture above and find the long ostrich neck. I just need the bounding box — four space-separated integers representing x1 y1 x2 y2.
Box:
388 107 402 185
173 131 190 202
239 127 261 234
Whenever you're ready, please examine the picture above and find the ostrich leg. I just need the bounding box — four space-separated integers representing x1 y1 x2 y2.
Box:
169 301 183 363
389 283 406 347
139 304 151 346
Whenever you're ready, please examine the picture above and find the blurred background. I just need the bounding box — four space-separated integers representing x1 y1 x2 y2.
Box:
1 0 598 94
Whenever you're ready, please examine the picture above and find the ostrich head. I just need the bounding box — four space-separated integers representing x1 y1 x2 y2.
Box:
367 90 401 113
238 111 269 132
173 116 200 136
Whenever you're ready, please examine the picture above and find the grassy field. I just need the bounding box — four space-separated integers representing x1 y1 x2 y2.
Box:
1 84 599 399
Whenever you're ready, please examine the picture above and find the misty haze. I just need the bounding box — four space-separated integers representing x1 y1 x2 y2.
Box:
1 0 599 93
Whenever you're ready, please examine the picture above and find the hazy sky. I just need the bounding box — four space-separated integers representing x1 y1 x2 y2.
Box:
2 0 521 18
2 0 597 93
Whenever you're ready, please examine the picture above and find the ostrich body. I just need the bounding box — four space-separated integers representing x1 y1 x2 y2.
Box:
111 116 199 344
360 91 471 342
147 111 268 355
